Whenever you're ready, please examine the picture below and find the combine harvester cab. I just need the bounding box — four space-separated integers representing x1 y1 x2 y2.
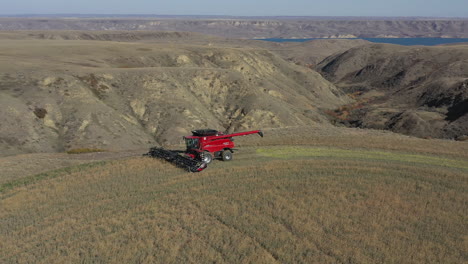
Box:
184 129 263 164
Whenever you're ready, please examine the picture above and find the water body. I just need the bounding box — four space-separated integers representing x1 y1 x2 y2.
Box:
259 38 468 46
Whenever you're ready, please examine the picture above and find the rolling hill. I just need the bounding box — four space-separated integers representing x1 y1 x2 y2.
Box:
1 17 467 38
0 32 350 156
0 30 370 66
318 43 468 139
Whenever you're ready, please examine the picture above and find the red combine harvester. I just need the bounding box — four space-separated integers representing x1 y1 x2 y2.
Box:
184 129 263 164
146 129 263 172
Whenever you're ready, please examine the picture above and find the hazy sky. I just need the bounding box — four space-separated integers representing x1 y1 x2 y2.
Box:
1 0 467 17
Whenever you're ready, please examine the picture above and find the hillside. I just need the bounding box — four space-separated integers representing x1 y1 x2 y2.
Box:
0 34 350 156
259 39 370 66
1 126 467 263
317 43 468 139
0 18 467 38
2 30 467 155
0 30 370 66
0 30 221 42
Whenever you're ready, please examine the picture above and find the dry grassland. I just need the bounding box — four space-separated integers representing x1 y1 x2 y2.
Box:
1 131 467 263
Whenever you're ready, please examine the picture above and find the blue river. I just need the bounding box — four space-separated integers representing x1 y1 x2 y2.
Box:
259 38 468 46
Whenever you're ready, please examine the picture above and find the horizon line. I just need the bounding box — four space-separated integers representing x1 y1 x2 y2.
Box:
0 14 467 19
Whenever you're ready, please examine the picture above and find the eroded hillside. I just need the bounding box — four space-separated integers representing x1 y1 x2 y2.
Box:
1 18 467 38
318 43 468 139
0 38 349 156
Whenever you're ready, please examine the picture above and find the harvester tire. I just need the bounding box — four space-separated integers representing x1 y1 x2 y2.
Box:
201 152 213 164
222 150 233 161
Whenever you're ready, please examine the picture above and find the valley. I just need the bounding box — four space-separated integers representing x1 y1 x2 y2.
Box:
0 28 467 263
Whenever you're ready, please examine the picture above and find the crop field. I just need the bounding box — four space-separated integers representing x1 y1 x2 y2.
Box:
1 130 467 263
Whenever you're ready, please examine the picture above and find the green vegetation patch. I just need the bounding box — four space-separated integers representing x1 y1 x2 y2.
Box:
257 147 468 170
66 148 107 154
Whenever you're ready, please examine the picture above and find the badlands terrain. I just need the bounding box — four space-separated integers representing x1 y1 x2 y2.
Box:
318 43 468 139
0 30 467 155
0 30 359 156
1 17 468 38
0 29 467 263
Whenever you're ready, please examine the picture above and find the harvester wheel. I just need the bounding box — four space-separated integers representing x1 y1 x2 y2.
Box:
201 152 213 164
222 150 233 161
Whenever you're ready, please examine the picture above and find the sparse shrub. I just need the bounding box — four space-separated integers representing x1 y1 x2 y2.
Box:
78 73 99 88
33 107 47 119
117 64 134 68
347 91 363 100
99 84 109 90
326 96 371 123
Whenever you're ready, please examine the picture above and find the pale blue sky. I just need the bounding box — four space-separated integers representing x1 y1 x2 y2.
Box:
1 0 467 17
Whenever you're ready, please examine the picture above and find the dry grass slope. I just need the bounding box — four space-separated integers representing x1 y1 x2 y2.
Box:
1 130 467 264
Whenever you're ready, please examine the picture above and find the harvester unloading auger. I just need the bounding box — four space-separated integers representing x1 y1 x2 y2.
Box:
146 129 263 172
